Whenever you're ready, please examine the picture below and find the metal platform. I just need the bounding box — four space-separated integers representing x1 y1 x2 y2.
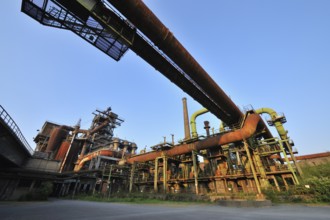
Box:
21 0 133 61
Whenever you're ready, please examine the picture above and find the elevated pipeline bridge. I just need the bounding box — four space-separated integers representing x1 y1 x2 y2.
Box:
0 105 33 167
21 0 245 126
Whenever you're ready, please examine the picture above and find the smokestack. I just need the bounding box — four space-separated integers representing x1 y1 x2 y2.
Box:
204 121 211 137
182 97 191 140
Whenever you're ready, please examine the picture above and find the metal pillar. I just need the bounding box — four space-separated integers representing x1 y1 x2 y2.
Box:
99 166 106 194
271 175 280 191
107 165 113 198
129 163 136 193
162 156 168 193
278 141 299 184
282 175 289 190
192 151 199 194
243 141 262 194
285 140 303 175
154 158 159 192
72 178 79 199
253 154 270 188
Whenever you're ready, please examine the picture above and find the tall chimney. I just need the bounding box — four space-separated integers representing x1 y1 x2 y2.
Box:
182 97 191 140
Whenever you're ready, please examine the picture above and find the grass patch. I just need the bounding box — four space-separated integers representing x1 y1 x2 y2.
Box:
75 193 211 205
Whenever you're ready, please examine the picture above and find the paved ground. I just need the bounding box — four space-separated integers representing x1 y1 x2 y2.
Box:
0 199 329 220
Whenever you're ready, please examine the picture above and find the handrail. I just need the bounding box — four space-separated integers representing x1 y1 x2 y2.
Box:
0 105 33 155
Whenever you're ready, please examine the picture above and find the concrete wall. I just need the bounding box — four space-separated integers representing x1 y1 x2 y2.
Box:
24 158 61 172
298 154 330 167
0 122 30 167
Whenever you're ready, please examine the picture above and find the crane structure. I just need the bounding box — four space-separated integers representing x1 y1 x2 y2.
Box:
17 0 302 199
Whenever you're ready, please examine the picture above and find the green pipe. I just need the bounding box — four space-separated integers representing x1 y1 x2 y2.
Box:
190 108 209 138
256 108 303 176
255 108 288 141
220 122 225 132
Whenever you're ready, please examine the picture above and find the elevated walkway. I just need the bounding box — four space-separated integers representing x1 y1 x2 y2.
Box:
0 105 33 167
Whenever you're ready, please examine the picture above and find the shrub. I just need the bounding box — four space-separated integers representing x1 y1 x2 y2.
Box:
19 181 53 201
264 162 330 203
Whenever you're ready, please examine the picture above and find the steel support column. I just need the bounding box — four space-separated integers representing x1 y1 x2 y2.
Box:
162 156 167 193
278 141 299 184
154 158 159 192
107 165 113 198
129 162 136 193
192 151 199 194
243 141 261 194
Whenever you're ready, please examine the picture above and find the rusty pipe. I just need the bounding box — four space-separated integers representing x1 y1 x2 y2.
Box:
127 113 262 163
106 0 243 125
75 149 122 171
74 0 233 123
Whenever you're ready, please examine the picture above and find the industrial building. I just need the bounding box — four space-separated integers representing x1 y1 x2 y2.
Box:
2 0 327 201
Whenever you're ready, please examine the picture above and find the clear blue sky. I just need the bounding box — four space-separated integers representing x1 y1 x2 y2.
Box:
1 0 329 155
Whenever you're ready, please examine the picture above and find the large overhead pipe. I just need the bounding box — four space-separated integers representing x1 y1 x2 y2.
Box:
105 0 243 125
127 113 262 163
190 108 209 138
72 0 227 122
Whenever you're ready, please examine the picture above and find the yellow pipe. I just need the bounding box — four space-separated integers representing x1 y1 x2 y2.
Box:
220 122 225 132
255 108 288 141
256 108 302 176
190 108 209 138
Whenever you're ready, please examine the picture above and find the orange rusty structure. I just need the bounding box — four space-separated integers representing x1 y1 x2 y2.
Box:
127 113 263 164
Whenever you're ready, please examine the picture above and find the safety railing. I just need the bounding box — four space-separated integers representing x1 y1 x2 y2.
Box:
0 105 33 155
